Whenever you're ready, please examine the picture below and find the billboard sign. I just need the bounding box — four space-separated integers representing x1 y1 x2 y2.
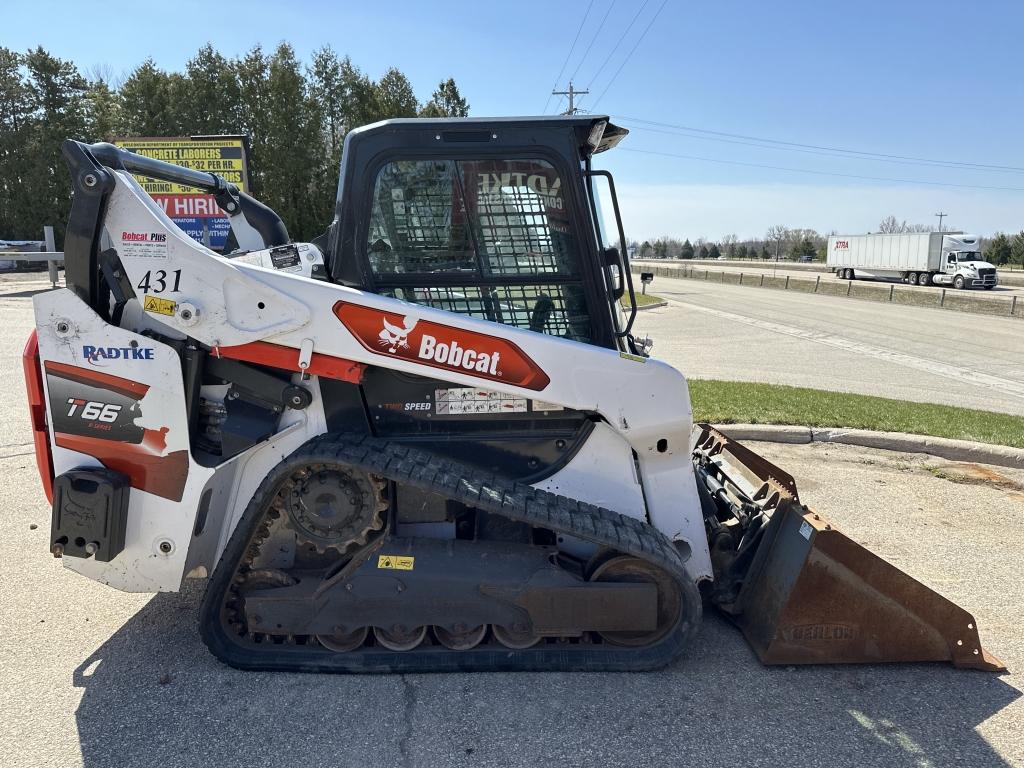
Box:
113 136 250 251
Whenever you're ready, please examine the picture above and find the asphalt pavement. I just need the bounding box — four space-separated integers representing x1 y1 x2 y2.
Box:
2 277 1022 767
634 273 1024 416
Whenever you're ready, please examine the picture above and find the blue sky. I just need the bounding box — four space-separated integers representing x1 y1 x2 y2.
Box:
6 0 1024 239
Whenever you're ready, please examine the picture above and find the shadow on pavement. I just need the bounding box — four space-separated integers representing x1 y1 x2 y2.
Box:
0 288 55 298
73 583 1020 768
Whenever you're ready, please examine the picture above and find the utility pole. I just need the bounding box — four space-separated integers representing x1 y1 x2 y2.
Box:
551 81 589 115
935 212 947 232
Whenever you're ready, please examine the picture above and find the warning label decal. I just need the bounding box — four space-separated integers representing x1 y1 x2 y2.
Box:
378 555 415 570
435 387 528 415
143 295 177 316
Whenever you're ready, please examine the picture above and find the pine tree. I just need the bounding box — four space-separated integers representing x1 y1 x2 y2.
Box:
258 43 320 239
680 239 694 259
180 44 242 135
0 48 31 239
1011 231 1024 269
985 233 1011 266
120 59 179 136
419 78 469 117
84 77 121 142
236 46 270 200
22 47 88 243
373 68 419 119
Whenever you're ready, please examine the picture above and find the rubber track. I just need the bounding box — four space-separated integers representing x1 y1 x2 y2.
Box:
200 432 702 673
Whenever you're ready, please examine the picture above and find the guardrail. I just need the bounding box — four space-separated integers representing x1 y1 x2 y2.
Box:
634 263 1022 320
1 226 63 288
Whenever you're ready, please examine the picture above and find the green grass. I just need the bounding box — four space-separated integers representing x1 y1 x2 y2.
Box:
688 379 1024 448
627 292 665 307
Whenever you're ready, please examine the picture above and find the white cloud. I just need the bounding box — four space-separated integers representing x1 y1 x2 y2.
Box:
612 183 1024 241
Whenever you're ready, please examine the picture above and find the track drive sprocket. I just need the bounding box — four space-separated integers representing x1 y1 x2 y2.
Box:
284 464 387 554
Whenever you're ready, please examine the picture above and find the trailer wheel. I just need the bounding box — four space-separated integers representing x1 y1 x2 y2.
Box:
953 276 965 290
908 272 919 285
919 272 931 286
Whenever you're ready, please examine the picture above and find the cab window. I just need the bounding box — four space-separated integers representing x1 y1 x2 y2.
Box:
366 158 592 342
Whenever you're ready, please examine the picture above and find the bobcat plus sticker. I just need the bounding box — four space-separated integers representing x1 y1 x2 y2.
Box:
120 231 168 259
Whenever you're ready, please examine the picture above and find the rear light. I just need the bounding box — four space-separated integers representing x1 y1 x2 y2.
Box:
22 330 54 503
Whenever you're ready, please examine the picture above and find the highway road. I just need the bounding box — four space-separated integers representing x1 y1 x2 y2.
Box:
633 260 1024 297
634 273 1024 416
0 278 1022 767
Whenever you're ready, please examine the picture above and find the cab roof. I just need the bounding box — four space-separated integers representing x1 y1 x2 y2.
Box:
347 115 629 156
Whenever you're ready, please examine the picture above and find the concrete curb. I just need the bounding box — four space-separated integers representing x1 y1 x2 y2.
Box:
714 423 1024 470
633 300 668 311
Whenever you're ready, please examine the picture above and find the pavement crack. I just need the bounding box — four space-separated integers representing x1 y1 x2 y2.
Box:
398 673 417 768
0 451 34 460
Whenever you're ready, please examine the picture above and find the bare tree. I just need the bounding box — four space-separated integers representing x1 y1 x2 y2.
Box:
878 216 933 234
721 233 738 257
766 225 789 261
878 215 904 233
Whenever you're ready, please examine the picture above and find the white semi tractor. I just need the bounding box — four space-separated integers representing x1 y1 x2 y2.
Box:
827 232 998 289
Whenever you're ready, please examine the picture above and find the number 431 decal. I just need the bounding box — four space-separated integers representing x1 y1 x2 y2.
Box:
137 269 182 294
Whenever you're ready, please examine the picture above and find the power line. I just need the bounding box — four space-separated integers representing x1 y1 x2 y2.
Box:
569 0 617 85
616 120 1024 175
586 0 651 89
619 147 1024 192
590 0 670 109
615 115 1024 174
542 1 595 114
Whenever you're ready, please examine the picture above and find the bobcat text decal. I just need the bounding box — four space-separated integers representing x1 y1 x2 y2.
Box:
334 301 550 391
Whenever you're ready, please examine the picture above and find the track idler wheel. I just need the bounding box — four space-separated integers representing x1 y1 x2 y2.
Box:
588 555 683 647
373 625 427 652
317 627 369 652
434 624 487 651
492 623 541 650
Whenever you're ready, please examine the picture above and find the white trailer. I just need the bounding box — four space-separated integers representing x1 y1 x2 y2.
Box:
827 232 998 289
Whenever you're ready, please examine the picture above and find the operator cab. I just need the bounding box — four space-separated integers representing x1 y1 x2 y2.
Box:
318 116 638 353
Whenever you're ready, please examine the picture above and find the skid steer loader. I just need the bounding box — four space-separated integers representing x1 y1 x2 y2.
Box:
23 117 1003 672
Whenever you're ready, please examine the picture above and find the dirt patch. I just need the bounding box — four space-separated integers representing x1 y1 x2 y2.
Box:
927 462 1024 492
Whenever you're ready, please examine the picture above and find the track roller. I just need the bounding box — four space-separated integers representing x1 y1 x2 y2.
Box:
317 627 369 652
492 624 541 650
374 625 427 651
434 624 487 650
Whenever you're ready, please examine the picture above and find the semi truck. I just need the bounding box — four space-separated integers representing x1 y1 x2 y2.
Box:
827 232 998 289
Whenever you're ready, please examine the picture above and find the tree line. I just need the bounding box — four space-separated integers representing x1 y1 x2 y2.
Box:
633 227 828 262
634 215 1024 267
0 44 470 243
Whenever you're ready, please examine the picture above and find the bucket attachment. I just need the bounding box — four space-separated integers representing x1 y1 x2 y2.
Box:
693 425 1005 672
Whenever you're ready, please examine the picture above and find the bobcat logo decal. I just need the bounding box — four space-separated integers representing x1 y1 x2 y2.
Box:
335 301 551 391
378 317 418 353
